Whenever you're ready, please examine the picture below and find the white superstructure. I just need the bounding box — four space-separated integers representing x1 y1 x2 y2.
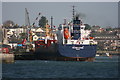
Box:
58 24 97 45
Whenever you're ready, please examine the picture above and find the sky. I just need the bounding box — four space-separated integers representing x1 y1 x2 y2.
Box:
2 2 118 28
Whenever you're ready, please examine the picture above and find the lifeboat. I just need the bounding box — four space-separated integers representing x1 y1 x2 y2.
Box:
64 28 70 39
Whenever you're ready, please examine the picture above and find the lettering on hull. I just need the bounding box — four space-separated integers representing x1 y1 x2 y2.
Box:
72 46 84 50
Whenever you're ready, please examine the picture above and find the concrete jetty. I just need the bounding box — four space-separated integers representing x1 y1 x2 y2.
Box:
97 51 119 54
0 54 14 63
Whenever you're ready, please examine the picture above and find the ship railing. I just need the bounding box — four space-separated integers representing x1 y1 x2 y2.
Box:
65 39 97 45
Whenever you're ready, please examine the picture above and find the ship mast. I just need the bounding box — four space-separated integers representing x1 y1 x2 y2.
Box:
72 5 75 20
51 16 53 30
71 5 76 33
46 20 49 36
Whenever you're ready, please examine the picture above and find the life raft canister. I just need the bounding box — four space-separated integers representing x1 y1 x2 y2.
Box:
64 28 70 39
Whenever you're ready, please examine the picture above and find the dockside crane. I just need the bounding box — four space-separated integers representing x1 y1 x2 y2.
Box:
17 8 33 52
25 8 31 42
32 12 41 26
25 8 30 27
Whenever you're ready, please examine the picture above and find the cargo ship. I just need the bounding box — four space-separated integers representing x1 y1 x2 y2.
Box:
34 6 97 61
34 24 61 60
57 17 97 61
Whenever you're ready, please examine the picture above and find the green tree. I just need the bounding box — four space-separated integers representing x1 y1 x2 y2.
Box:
84 24 91 30
106 28 113 31
38 16 47 28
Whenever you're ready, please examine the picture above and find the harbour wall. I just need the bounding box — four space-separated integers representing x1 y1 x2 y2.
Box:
0 54 14 63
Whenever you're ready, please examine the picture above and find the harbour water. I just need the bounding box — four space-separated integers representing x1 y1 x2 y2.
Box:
2 56 119 79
